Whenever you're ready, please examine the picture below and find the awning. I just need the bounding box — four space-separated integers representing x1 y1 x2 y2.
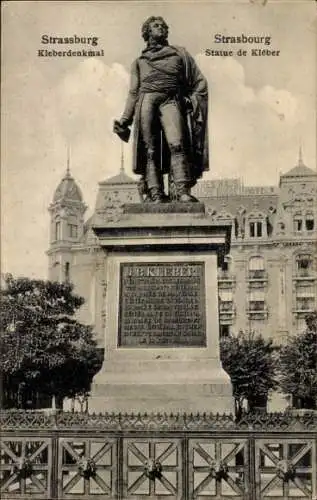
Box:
249 256 265 271
296 287 316 298
249 290 265 301
219 290 233 302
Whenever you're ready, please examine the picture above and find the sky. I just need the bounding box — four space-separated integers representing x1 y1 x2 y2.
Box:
2 0 316 279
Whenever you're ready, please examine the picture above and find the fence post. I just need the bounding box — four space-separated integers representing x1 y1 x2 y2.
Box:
117 435 123 500
183 435 189 500
312 437 317 500
249 435 257 500
51 431 59 500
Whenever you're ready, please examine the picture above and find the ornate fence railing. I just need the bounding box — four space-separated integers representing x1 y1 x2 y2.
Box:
1 411 316 499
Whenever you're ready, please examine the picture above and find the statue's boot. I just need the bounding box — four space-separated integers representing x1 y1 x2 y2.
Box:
137 176 151 203
178 192 199 203
171 152 198 202
149 188 165 203
146 157 165 203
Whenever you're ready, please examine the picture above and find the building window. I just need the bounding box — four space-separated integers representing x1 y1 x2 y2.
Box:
249 301 266 312
296 255 313 277
248 290 266 311
65 262 70 283
249 256 266 279
306 214 314 231
296 297 314 312
222 256 233 273
296 317 307 333
219 290 233 312
223 260 229 272
296 286 315 312
293 215 303 232
219 290 235 325
220 325 230 338
249 221 262 238
218 258 235 284
68 224 78 239
222 262 229 273
55 221 61 240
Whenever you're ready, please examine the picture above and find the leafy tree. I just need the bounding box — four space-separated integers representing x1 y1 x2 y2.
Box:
0 274 102 409
279 311 317 409
220 331 277 418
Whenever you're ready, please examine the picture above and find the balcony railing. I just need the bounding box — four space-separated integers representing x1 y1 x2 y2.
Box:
248 301 266 311
248 270 268 281
247 301 268 318
218 271 236 283
294 302 315 314
293 269 316 281
219 302 235 313
219 302 235 325
219 316 235 325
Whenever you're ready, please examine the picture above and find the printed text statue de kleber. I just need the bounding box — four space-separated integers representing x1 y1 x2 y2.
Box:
114 16 209 203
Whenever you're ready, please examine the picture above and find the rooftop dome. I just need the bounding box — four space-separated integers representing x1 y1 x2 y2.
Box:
100 147 137 185
53 169 83 203
101 171 137 185
281 147 317 178
282 165 316 178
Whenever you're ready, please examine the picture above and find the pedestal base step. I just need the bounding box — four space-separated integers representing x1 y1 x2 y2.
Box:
89 381 234 414
123 202 206 214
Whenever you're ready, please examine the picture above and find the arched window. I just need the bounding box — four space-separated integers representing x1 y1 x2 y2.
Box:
249 221 262 237
305 213 314 231
249 256 265 279
296 254 314 277
247 212 266 238
55 221 61 240
67 224 78 238
65 262 70 283
293 213 303 232
66 213 79 239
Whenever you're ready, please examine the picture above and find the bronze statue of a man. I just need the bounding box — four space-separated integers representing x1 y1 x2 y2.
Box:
114 16 209 203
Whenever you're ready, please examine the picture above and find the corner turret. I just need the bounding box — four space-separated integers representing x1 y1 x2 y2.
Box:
47 151 87 282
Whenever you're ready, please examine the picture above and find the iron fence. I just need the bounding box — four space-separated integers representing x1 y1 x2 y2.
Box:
1 411 316 499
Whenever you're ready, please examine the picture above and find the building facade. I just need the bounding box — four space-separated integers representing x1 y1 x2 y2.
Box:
47 151 317 348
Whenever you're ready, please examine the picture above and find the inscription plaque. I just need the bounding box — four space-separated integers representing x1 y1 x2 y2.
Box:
118 262 206 347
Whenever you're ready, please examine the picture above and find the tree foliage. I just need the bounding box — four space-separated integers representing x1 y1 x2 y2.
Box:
1 274 102 409
220 331 277 417
278 311 317 409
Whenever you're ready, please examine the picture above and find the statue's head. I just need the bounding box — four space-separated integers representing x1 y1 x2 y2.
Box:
141 16 169 43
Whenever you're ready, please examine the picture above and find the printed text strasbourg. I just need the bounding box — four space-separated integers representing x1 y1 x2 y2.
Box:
41 35 99 46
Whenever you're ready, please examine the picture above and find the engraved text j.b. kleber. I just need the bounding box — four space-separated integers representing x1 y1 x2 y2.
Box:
118 262 206 347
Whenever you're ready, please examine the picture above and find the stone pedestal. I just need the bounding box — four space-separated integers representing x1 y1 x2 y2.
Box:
89 203 234 414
